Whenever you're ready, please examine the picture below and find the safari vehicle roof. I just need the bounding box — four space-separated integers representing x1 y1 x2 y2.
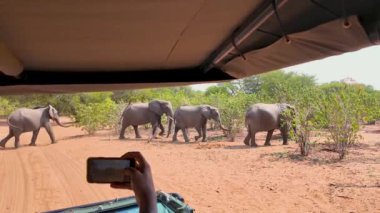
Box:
0 0 379 94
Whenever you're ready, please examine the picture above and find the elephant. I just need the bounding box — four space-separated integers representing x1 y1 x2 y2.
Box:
244 103 295 147
0 105 70 149
119 100 174 141
172 105 227 143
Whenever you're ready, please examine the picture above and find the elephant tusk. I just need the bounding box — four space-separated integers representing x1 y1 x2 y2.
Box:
221 127 229 131
218 122 229 132
60 124 72 128
55 119 73 128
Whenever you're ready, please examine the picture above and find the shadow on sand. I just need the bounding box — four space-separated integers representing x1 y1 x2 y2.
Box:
0 143 53 151
59 134 87 141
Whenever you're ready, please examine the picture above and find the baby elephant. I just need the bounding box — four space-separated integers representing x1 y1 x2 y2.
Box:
244 103 295 147
0 105 70 149
172 105 227 143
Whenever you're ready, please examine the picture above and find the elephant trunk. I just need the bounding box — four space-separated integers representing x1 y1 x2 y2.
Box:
55 118 72 128
166 116 173 138
215 117 229 132
166 107 174 138
218 121 229 132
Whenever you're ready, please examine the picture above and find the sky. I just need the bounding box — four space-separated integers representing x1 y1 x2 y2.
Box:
192 45 380 91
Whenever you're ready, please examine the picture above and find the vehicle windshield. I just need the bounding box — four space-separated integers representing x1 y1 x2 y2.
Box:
0 48 379 212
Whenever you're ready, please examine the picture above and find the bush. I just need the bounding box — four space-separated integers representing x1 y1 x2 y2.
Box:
318 84 362 159
292 87 323 156
0 98 16 116
218 93 257 141
74 98 117 134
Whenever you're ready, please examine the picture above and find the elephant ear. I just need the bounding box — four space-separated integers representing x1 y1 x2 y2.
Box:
48 105 56 119
201 105 211 119
149 100 163 116
279 104 295 124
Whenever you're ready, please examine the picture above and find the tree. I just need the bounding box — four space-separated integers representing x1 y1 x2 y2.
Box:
257 71 316 103
239 76 262 94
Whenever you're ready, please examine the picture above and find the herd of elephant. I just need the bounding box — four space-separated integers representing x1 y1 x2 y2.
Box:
0 101 296 149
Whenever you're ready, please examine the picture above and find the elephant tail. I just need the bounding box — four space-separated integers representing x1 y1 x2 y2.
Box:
7 118 22 131
118 114 123 125
244 115 249 128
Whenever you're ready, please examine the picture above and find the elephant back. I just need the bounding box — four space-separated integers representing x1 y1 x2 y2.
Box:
173 105 203 128
8 108 45 131
246 104 281 131
123 103 147 113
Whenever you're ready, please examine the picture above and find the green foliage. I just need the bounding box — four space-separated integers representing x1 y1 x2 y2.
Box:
239 76 262 94
217 93 257 141
318 83 363 159
74 98 117 134
0 70 378 151
289 87 321 156
0 98 16 116
205 83 240 96
241 71 317 103
205 85 230 96
360 86 380 124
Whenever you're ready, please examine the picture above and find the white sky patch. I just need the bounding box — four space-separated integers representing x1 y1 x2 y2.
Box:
192 45 380 91
191 83 217 91
284 45 380 90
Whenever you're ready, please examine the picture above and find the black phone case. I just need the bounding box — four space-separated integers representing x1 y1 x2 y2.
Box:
86 157 136 183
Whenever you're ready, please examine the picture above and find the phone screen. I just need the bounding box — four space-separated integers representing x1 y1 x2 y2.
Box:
87 158 135 183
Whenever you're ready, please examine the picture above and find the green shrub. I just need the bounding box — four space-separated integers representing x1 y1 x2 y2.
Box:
0 98 16 116
218 93 257 141
74 98 117 134
288 89 320 156
318 84 363 159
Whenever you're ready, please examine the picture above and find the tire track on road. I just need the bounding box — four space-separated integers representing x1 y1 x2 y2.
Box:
0 150 28 212
41 145 123 210
18 147 70 212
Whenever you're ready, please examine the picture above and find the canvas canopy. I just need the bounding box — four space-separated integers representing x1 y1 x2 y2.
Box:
0 0 379 94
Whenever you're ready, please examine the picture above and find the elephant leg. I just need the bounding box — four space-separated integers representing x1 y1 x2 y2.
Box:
201 123 207 142
29 128 41 146
280 128 289 145
243 133 250 146
248 127 258 147
133 125 142 139
172 126 180 142
148 122 159 142
119 123 128 139
264 129 275 146
0 131 14 148
158 119 165 136
250 132 258 147
14 134 20 149
181 127 190 143
44 125 56 144
194 126 202 141
243 125 251 146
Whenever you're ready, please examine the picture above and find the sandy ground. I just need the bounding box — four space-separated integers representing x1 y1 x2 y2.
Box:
0 119 379 213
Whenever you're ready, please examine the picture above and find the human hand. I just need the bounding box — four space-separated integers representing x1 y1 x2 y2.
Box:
111 152 157 213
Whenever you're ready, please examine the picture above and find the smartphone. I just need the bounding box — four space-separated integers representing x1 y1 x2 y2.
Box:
87 157 136 183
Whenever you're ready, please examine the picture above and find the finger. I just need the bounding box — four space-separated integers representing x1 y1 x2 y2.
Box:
120 152 145 171
124 167 139 176
110 183 132 190
120 152 149 171
121 152 146 162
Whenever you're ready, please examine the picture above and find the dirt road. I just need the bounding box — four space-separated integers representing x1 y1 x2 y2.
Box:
0 120 379 212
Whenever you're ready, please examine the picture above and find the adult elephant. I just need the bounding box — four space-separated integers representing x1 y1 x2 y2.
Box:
172 105 227 143
119 100 174 142
244 103 295 147
0 105 71 149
